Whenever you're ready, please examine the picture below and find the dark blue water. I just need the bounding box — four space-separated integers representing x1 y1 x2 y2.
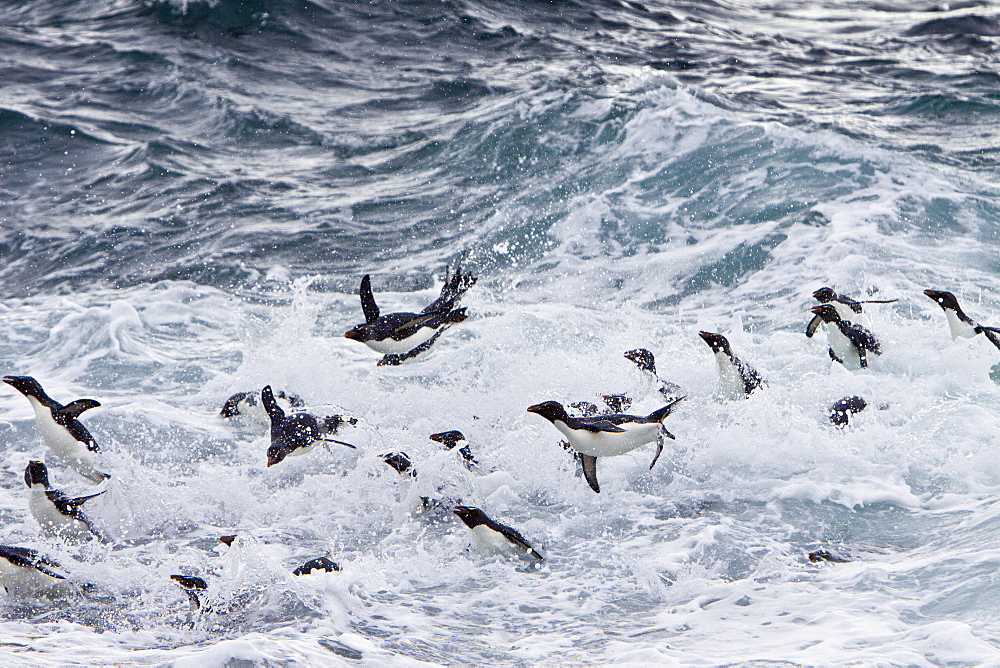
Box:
3 0 1000 297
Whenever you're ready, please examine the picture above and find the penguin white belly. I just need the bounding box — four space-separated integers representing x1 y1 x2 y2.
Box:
826 326 862 369
714 353 747 399
0 559 74 598
553 421 658 457
28 491 92 541
945 310 978 340
365 327 437 355
27 398 105 482
469 525 516 556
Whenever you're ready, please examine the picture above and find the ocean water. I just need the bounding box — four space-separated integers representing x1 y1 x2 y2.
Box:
3 0 1000 664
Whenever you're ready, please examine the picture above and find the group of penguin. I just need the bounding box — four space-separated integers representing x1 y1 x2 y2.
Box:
0 267 996 605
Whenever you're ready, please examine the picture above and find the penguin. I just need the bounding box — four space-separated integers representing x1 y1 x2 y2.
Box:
923 289 1000 351
828 396 868 427
221 389 305 424
24 461 105 542
170 574 208 610
623 348 683 399
0 545 76 597
429 430 478 470
809 305 882 369
381 452 417 477
262 385 357 467
452 506 543 561
293 557 341 575
527 398 682 493
344 265 476 364
2 376 110 483
806 287 898 337
697 332 765 399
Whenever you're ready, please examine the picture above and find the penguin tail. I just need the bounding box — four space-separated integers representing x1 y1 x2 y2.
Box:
422 266 477 315
444 307 468 325
645 397 684 423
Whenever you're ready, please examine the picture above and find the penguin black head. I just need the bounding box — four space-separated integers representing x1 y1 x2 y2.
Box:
527 401 570 423
2 375 48 401
810 305 841 323
812 287 837 303
343 325 371 342
698 331 732 355
381 452 415 476
924 289 961 311
24 461 50 489
170 574 208 591
453 505 489 529
624 348 657 375
429 430 465 449
293 557 341 575
829 395 868 427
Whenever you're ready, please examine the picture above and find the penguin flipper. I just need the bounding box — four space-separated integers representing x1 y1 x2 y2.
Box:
577 419 627 434
260 386 285 421
805 315 822 338
60 399 101 419
982 328 1000 352
65 490 106 508
580 454 601 493
360 275 380 324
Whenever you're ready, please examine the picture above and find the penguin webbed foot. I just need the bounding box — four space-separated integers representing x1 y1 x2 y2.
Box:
649 436 663 471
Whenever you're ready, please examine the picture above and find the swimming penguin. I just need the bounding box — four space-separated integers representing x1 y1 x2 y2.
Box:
452 506 543 561
923 289 1000 351
624 349 683 399
293 557 341 575
429 430 478 470
221 389 305 424
2 376 110 483
262 385 357 467
381 452 417 477
809 305 882 369
698 332 765 399
527 398 682 493
24 461 105 542
170 574 208 610
0 545 76 597
806 288 898 337
828 396 868 427
344 265 476 364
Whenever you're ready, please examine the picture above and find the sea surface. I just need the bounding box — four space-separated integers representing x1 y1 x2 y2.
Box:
3 0 1000 664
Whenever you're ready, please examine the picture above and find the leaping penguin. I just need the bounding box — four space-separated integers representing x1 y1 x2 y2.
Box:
3 376 110 483
453 506 543 561
344 265 476 364
24 461 105 542
698 332 765 399
624 348 683 399
809 305 882 369
262 385 357 467
806 287 898 337
0 545 76 597
221 389 304 424
170 574 208 610
429 430 478 471
527 398 682 493
924 289 1000 351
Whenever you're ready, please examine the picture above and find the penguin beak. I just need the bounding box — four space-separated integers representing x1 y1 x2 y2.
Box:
267 456 280 467
344 328 361 341
810 306 824 315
